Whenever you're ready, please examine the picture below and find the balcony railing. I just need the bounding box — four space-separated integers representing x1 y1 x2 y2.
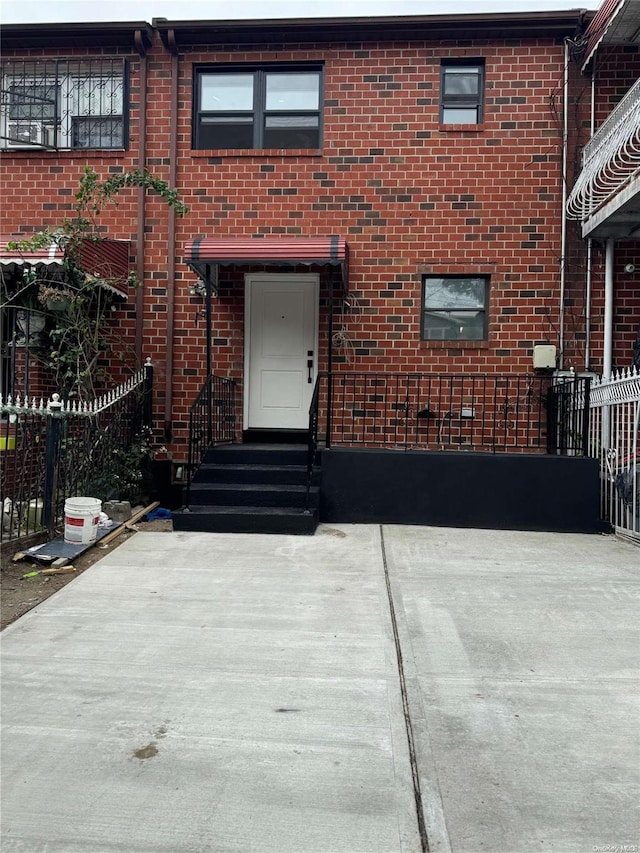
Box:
567 77 640 221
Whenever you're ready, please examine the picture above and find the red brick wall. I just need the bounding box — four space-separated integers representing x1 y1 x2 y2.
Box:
0 45 144 402
1 31 590 459
166 35 586 453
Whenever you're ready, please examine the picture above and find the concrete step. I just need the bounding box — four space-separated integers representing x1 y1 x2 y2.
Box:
172 504 319 535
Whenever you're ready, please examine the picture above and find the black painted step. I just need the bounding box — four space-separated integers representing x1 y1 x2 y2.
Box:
172 505 319 535
188 482 319 508
177 441 320 535
203 444 308 466
193 463 316 486
242 429 308 444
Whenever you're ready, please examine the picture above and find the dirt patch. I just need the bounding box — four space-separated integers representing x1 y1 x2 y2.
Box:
1 519 172 631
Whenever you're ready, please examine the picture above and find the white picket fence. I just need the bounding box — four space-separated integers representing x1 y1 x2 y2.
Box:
0 359 151 418
1 360 153 543
587 367 640 542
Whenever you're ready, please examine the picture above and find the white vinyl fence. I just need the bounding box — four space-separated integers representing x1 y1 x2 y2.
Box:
588 368 640 542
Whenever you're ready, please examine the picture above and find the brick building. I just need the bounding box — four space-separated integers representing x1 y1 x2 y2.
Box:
567 0 640 376
2 9 619 531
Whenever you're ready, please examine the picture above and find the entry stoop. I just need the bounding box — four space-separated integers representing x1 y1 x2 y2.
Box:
172 444 320 535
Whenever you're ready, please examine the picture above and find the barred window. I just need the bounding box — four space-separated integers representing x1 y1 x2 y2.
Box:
1 59 127 150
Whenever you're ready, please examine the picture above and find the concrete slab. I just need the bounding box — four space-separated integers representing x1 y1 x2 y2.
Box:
1 525 420 853
2 523 638 853
383 525 640 853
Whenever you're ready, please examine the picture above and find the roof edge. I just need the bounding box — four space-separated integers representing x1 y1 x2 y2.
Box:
153 10 590 29
155 10 590 44
1 22 154 51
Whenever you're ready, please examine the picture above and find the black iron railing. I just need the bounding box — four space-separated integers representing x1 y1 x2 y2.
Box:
0 360 153 543
305 375 322 511
186 374 236 506
313 372 590 456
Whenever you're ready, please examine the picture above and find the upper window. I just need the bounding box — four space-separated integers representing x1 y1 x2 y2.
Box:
440 61 484 125
1 59 127 150
193 66 322 150
422 276 489 341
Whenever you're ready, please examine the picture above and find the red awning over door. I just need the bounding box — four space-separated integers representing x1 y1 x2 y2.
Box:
184 235 349 292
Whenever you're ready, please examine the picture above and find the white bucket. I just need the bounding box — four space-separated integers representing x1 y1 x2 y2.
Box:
64 497 102 545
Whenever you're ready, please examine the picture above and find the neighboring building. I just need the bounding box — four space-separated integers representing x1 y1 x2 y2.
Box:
0 10 607 532
567 0 640 375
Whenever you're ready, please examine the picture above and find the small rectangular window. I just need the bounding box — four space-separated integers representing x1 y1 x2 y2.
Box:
194 66 322 150
440 61 484 125
422 276 489 341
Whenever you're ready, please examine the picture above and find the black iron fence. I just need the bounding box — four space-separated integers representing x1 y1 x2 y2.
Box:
186 374 236 505
308 372 591 455
0 360 153 544
546 374 591 457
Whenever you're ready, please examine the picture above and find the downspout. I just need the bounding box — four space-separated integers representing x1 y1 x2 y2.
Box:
584 54 596 372
326 269 334 448
602 237 615 452
164 29 179 441
603 238 614 380
585 244 593 370
559 38 570 369
134 30 148 365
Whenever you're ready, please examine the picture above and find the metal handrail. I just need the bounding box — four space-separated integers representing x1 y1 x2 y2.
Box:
304 373 323 512
185 373 236 508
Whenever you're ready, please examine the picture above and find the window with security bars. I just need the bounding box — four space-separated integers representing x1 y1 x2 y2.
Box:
193 66 322 150
422 276 489 341
440 61 484 124
1 59 127 149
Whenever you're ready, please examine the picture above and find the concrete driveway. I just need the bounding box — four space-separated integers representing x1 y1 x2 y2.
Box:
1 525 638 852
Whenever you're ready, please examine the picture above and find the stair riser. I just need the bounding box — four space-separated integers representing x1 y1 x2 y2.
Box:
193 466 318 486
204 448 308 466
188 488 318 508
173 512 318 535
181 443 320 535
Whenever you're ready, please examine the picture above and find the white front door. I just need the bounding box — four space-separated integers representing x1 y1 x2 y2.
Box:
245 273 319 430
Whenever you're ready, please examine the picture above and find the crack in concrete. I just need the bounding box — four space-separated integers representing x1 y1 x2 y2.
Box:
380 524 430 853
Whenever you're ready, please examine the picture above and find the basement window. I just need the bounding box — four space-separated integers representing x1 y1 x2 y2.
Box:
193 66 322 150
422 275 488 341
1 58 127 150
440 60 484 124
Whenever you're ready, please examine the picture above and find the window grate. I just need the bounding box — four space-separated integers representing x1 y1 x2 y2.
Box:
1 58 127 150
